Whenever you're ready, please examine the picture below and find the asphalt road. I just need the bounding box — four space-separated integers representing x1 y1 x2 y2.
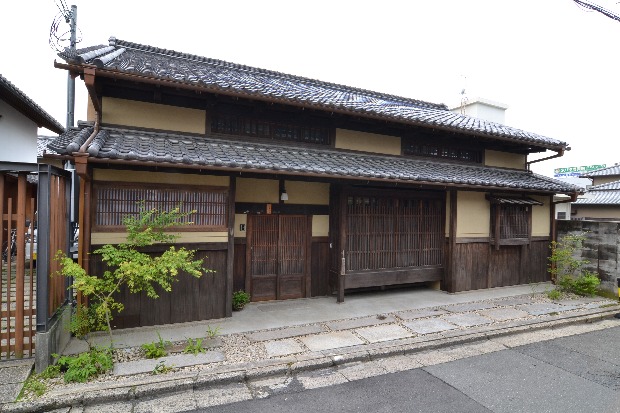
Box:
195 326 620 413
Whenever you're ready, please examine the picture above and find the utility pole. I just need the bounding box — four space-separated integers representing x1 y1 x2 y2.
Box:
66 5 77 130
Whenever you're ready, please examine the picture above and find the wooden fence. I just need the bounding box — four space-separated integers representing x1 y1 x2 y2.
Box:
0 172 36 359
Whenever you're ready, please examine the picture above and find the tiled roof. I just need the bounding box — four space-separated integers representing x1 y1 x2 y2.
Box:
0 74 64 134
49 126 579 194
58 38 568 152
580 164 620 178
573 179 620 205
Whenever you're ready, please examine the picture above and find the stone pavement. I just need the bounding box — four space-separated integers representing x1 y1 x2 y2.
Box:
1 287 620 412
0 360 32 405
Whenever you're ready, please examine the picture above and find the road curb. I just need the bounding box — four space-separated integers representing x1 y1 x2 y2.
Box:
2 307 619 413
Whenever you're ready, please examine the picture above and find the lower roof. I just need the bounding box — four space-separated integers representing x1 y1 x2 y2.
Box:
48 126 579 194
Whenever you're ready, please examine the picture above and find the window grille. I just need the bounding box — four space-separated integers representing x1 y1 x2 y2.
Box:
211 114 330 145
93 183 228 231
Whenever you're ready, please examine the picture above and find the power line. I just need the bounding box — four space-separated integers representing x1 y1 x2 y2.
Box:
573 0 620 23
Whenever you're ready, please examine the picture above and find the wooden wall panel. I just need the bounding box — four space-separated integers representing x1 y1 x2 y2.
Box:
451 240 549 293
311 238 330 297
90 245 227 329
233 240 246 292
452 242 489 292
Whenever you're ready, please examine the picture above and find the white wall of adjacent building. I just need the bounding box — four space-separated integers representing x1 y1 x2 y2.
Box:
0 99 38 163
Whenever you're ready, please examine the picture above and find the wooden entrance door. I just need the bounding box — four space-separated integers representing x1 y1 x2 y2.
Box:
246 215 309 301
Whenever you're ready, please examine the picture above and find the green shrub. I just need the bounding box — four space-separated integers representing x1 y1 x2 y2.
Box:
57 346 113 383
142 332 170 359
547 289 562 300
548 234 600 297
232 290 251 311
21 375 47 398
183 337 205 355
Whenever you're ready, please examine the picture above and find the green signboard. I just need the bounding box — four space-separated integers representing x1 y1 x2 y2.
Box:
553 164 606 177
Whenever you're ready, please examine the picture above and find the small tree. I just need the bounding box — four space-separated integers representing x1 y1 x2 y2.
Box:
58 204 206 345
548 233 600 296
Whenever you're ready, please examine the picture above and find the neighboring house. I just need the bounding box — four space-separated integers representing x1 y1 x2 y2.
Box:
1 73 64 252
0 75 64 164
573 164 620 220
47 37 579 329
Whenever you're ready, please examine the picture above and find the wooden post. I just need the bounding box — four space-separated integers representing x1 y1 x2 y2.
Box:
337 186 347 303
225 177 236 317
15 174 26 358
305 215 312 298
494 204 501 251
448 190 457 293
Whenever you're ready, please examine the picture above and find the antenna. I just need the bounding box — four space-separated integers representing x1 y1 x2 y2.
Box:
458 76 469 115
49 2 79 129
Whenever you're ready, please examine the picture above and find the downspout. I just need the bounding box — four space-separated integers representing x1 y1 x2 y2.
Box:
526 147 567 170
73 66 101 306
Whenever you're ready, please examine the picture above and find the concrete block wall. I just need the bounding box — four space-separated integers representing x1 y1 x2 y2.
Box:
556 220 620 294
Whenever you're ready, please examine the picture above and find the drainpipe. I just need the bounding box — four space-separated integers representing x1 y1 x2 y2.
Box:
526 148 567 170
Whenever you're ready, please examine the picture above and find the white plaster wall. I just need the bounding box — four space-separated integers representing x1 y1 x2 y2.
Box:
0 99 38 163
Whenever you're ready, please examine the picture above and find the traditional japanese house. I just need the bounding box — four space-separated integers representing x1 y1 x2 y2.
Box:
47 37 579 328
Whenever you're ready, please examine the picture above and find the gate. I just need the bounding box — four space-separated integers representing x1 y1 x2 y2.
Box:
246 215 310 301
0 163 71 360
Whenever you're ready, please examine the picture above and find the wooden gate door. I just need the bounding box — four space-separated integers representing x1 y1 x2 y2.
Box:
246 215 309 302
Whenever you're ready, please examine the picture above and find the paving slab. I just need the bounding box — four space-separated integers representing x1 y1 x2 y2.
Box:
493 296 536 307
518 302 576 316
355 324 413 343
479 307 529 321
395 308 448 320
113 351 225 376
442 313 493 327
375 354 423 373
299 331 364 352
246 325 325 342
325 315 396 331
0 383 21 403
404 319 458 335
0 364 31 384
264 338 304 358
441 302 497 313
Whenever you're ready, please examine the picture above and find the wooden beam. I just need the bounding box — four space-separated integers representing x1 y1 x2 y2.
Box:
225 177 236 317
83 67 102 114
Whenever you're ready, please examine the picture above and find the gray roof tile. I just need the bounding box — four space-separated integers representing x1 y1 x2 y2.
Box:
59 38 567 151
580 164 620 178
49 126 578 194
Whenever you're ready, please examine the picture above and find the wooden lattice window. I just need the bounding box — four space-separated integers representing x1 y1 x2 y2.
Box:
490 204 530 241
488 197 543 250
211 114 331 145
93 183 228 231
345 195 443 272
403 142 482 163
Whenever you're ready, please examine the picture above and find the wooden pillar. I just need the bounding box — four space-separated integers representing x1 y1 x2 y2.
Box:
447 190 457 293
305 215 312 298
337 186 347 303
225 177 236 317
15 174 26 358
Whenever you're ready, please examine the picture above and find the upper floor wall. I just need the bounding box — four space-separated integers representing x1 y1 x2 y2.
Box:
0 99 38 163
96 96 530 170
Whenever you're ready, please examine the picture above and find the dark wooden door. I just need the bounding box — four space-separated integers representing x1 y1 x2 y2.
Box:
246 215 308 301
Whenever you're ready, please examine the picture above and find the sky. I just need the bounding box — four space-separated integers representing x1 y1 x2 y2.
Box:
2 0 619 180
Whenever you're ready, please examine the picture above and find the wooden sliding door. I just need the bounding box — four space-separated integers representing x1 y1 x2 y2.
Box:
246 215 309 301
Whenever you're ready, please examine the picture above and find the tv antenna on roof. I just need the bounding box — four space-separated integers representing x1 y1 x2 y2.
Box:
49 1 80 129
458 75 469 115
